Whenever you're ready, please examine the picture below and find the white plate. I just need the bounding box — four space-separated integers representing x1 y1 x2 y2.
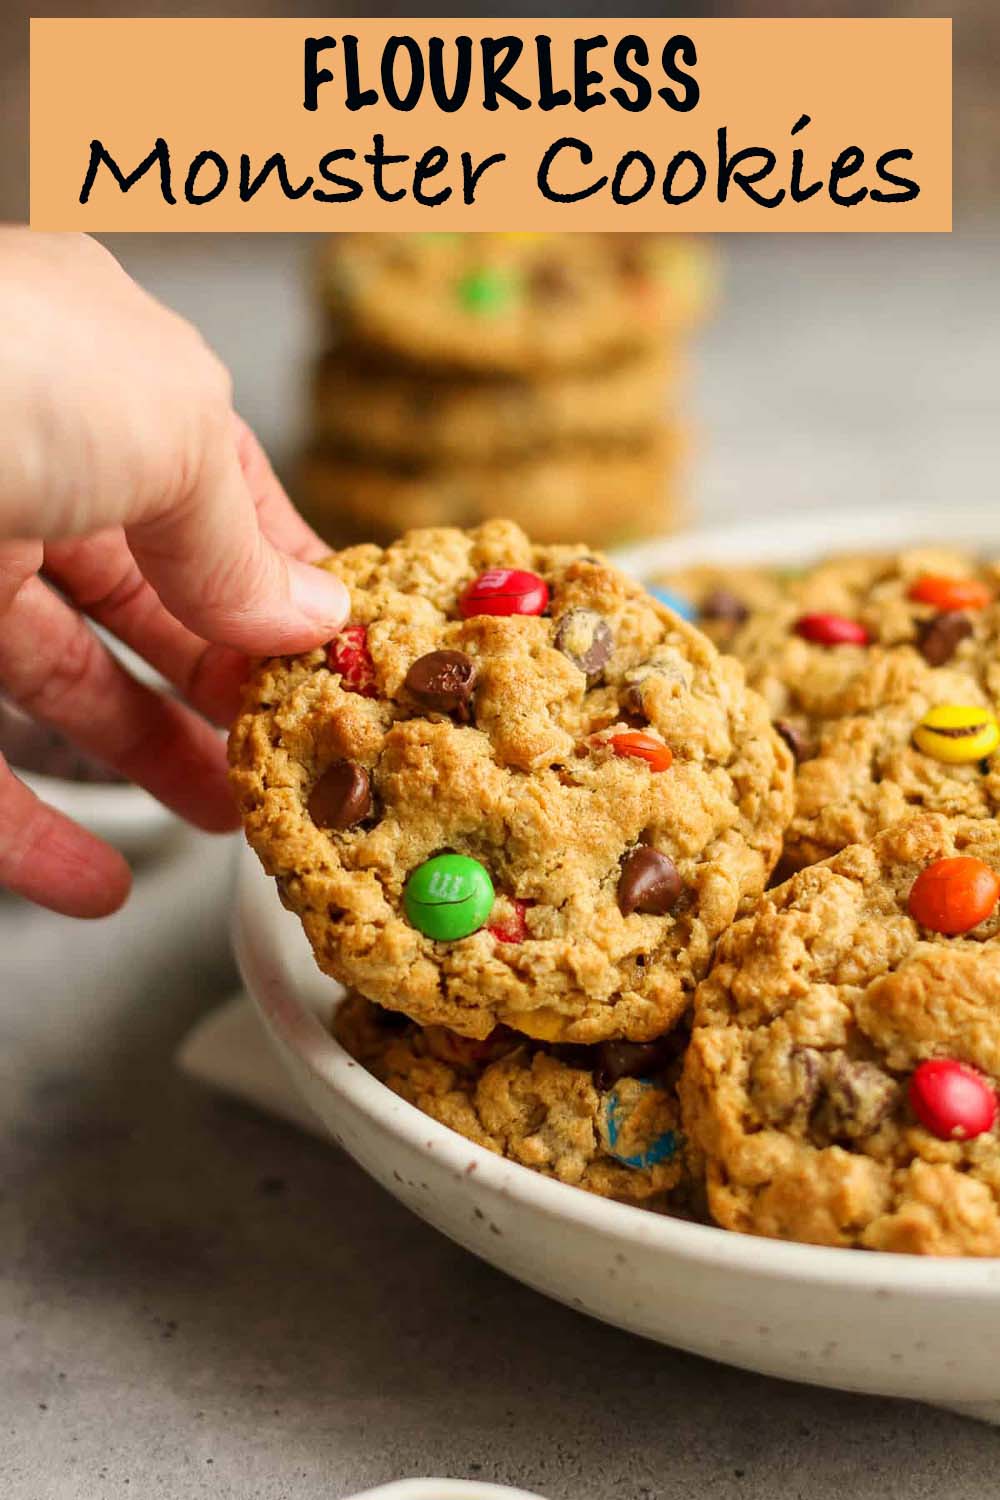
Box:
234 506 1000 1419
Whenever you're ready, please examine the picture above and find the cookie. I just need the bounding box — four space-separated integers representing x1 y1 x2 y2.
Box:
334 992 690 1210
681 813 1000 1254
318 232 710 375
646 564 792 649
229 519 793 1043
311 345 674 465
297 436 682 549
656 550 1000 870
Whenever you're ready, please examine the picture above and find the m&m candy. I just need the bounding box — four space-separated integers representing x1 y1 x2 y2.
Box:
600 1080 680 1170
328 625 378 698
647 584 696 622
610 731 673 773
459 569 549 619
794 613 870 647
487 896 530 944
403 854 495 941
457 268 517 315
913 704 1000 764
907 856 1000 935
909 1059 997 1141
908 575 992 612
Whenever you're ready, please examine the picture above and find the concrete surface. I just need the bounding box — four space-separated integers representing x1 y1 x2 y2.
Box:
3 233 1000 1498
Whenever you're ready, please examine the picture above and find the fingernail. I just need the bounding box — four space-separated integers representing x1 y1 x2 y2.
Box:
288 559 349 631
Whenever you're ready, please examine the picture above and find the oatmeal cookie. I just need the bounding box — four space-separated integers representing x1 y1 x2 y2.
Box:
310 345 673 465
681 813 1000 1254
334 992 689 1209
297 436 681 549
656 549 1000 869
229 519 792 1043
318 232 709 375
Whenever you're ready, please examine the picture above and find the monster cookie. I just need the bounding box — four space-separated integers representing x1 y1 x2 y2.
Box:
318 232 709 375
297 437 681 549
311 346 673 465
658 549 1000 869
334 992 689 1209
647 565 792 648
681 814 1000 1254
229 520 793 1043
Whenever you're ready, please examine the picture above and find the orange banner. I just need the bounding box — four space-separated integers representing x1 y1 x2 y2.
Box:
30 18 951 232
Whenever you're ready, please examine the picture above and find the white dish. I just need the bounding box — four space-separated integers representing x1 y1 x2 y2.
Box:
18 770 177 858
342 1483 548 1500
234 506 1000 1419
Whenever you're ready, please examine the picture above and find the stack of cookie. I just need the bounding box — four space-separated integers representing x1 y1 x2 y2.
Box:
298 233 709 549
230 524 1000 1256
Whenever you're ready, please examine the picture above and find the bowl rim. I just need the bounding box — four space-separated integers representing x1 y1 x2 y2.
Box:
237 502 1000 1298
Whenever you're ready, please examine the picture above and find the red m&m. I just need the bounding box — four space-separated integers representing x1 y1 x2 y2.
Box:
909 1059 997 1141
794 613 870 647
487 897 530 944
907 856 1000 935
610 731 673 773
328 625 378 697
908 574 992 612
459 569 549 619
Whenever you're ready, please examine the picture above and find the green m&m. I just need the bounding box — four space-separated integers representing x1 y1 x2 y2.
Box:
403 854 495 941
457 267 518 315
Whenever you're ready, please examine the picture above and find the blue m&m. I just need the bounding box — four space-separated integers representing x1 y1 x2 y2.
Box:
599 1080 680 1170
646 584 696 622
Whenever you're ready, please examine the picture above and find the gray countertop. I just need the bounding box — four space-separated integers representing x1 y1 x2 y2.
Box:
4 232 1000 1499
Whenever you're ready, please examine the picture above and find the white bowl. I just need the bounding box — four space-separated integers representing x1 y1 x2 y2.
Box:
234 505 1000 1420
342 1483 547 1500
18 770 177 858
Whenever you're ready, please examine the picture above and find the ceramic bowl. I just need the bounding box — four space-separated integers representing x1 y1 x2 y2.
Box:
234 506 1000 1420
343 1483 548 1500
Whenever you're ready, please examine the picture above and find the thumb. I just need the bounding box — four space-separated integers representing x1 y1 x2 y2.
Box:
125 421 349 655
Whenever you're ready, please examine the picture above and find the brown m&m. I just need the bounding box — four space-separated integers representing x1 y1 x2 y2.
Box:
916 612 973 667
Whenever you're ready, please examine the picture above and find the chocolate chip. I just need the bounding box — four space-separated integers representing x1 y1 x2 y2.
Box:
617 847 682 918
622 657 691 716
530 260 575 301
916 610 973 667
816 1056 899 1141
404 650 478 722
700 588 749 626
775 719 814 764
307 761 372 831
593 1035 682 1091
554 609 614 681
750 1044 824 1125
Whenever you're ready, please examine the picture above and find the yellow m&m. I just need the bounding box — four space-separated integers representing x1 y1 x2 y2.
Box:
913 704 1000 765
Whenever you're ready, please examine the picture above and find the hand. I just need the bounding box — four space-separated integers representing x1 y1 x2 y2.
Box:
0 230 349 918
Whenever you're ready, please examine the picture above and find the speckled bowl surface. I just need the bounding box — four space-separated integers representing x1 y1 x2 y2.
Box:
343 1483 548 1499
234 507 1000 1420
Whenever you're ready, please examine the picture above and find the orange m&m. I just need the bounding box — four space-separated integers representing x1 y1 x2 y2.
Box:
610 732 673 772
907 856 1000 935
907 575 993 612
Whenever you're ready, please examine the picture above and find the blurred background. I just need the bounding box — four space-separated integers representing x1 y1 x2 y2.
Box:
2 2 998 541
